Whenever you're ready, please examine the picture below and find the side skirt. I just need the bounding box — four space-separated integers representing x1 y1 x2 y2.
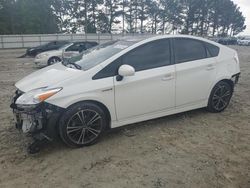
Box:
111 100 207 128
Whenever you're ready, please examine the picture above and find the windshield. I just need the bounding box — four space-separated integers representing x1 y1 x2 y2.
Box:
66 40 138 71
59 43 72 50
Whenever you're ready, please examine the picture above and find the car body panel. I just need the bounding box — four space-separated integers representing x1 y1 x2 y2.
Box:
175 57 216 107
15 35 240 130
15 63 82 92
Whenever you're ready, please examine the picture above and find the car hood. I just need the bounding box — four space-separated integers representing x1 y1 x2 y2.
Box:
39 50 62 56
15 63 82 92
27 45 46 51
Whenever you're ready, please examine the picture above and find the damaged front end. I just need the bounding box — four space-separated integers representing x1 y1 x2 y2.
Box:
10 88 64 153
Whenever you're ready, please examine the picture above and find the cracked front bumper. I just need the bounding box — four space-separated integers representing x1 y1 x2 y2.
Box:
10 90 64 141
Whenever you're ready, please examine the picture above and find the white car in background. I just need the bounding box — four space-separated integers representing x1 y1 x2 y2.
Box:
237 37 250 46
11 35 240 153
34 41 98 67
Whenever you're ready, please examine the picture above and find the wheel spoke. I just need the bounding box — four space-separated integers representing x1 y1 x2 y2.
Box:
87 112 101 126
87 128 100 136
88 127 101 133
222 91 230 98
215 100 220 110
77 128 86 144
67 126 83 134
220 86 225 96
213 94 220 100
220 98 227 106
76 111 85 125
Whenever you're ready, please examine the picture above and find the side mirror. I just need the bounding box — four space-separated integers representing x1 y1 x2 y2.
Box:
117 64 135 81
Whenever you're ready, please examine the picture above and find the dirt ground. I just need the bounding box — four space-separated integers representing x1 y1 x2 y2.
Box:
0 46 249 188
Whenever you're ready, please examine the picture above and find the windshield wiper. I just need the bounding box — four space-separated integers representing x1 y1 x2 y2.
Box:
67 62 82 70
62 60 82 70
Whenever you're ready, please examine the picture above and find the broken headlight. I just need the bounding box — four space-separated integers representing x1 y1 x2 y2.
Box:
16 87 62 108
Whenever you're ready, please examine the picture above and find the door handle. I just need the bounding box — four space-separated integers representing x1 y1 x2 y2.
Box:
162 74 174 81
206 64 215 71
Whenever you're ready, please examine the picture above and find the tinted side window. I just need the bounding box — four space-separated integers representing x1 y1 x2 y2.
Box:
66 43 85 51
85 42 97 49
205 42 220 57
174 38 206 63
93 58 122 80
93 39 171 80
123 39 171 71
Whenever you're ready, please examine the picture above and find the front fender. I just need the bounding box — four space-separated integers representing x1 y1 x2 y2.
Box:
46 90 116 122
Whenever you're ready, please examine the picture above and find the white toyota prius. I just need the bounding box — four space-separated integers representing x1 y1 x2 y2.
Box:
11 35 240 153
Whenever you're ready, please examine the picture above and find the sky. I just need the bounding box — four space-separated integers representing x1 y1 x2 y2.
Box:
233 0 250 35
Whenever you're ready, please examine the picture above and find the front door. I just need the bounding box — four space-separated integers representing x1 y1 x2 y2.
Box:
114 39 175 120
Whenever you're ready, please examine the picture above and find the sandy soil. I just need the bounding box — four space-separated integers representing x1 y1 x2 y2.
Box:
0 47 249 188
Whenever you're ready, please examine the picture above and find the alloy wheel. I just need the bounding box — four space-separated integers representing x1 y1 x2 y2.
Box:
212 84 232 111
50 58 60 64
66 109 102 145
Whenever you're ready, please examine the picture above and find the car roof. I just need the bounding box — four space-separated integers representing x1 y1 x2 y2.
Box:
120 34 208 41
118 34 219 46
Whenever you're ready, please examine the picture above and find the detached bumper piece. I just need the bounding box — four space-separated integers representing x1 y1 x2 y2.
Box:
232 73 240 84
10 90 64 154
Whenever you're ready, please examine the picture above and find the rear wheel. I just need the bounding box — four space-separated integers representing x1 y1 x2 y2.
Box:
207 81 233 113
48 56 61 65
59 102 107 147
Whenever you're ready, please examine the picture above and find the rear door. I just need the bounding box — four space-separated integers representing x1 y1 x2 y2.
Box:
174 38 216 107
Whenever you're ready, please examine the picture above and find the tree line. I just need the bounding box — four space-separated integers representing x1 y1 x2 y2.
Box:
0 0 246 36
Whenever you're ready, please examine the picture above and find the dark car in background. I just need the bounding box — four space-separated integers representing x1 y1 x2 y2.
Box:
217 37 237 45
25 41 70 57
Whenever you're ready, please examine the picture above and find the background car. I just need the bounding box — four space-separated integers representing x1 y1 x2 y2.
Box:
62 41 98 59
12 35 240 153
34 41 98 67
217 37 237 45
25 41 70 57
237 37 250 46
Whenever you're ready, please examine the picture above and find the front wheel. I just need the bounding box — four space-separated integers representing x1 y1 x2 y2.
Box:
48 56 61 66
59 102 107 147
207 81 233 113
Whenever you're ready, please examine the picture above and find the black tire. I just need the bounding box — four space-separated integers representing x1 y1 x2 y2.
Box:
48 56 61 66
59 102 108 148
207 81 233 113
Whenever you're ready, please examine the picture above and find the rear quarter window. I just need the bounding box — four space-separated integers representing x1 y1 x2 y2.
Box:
204 42 220 57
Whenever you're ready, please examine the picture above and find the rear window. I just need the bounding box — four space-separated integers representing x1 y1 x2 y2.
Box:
204 42 220 57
